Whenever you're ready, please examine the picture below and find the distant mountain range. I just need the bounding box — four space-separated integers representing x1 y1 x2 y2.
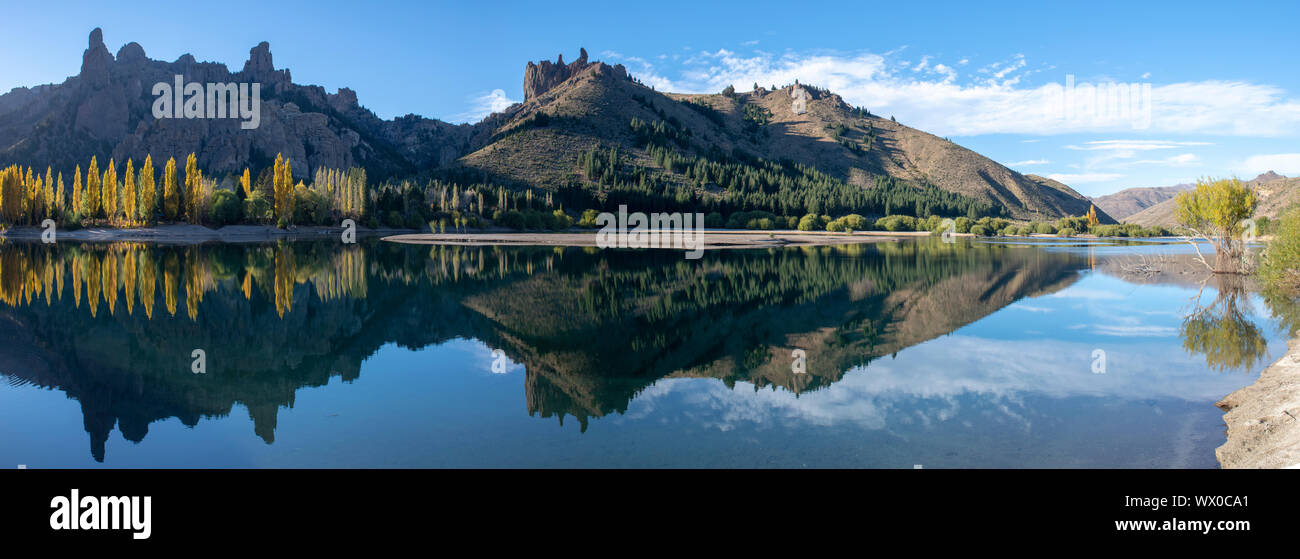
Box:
1122 172 1297 227
0 28 1112 222
1092 183 1194 221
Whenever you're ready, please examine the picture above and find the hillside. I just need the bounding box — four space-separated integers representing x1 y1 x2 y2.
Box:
1125 172 1298 227
1093 183 1192 220
0 29 1109 222
463 51 1110 221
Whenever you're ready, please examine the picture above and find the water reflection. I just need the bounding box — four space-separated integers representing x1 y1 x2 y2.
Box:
0 238 1295 465
0 239 1096 461
1179 275 1270 373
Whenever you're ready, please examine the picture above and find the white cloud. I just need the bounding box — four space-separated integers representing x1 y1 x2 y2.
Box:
454 89 518 123
1132 153 1199 166
1008 159 1049 166
602 49 1300 137
1065 140 1212 151
1046 173 1126 184
1236 153 1300 176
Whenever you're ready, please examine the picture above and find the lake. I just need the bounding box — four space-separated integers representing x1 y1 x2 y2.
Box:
0 237 1294 468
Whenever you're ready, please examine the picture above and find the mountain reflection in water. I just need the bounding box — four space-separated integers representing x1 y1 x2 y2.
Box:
0 238 1292 466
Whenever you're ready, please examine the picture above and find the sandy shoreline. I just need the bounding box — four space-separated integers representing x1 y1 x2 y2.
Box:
382 229 926 249
1216 335 1300 468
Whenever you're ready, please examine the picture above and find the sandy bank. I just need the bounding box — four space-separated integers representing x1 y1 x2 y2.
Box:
0 224 417 244
382 229 924 249
1216 334 1300 468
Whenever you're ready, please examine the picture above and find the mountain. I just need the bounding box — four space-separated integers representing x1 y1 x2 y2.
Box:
1093 183 1193 221
0 28 484 182
1125 172 1299 227
465 51 1109 221
0 29 1109 221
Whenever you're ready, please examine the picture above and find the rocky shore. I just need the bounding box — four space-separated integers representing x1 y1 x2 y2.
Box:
1216 334 1300 468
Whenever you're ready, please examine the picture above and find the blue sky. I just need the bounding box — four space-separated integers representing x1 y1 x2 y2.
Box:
2 0 1297 197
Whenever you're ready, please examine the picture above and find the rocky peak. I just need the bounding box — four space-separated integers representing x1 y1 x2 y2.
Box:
240 41 291 88
1250 170 1285 184
116 42 147 65
329 87 359 112
80 27 114 89
523 48 593 101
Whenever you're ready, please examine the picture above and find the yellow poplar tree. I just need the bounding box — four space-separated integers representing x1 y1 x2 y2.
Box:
72 165 82 217
283 158 294 220
43 167 53 220
55 172 65 219
241 168 251 198
184 153 199 223
273 153 285 220
140 155 156 224
163 157 178 221
86 156 101 218
25 167 35 223
123 159 136 225
103 158 118 222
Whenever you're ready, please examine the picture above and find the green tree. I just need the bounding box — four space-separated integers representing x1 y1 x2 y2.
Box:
1175 177 1257 274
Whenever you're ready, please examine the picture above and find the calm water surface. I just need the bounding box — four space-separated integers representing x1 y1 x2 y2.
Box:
0 238 1293 467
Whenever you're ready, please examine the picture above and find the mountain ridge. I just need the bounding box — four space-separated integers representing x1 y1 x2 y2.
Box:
1124 172 1298 227
0 29 1111 222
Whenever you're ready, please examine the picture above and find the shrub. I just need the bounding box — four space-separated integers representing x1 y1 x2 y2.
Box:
797 213 819 231
1260 206 1300 293
366 216 380 229
842 214 868 231
524 211 544 230
244 195 273 224
1034 222 1056 235
550 209 573 230
294 188 331 225
1058 227 1077 237
875 215 915 232
578 209 602 228
209 189 243 226
497 210 525 230
954 217 973 234
969 225 989 237
385 210 404 228
404 214 424 230
704 212 724 228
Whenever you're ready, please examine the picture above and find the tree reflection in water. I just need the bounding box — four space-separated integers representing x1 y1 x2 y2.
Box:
1180 274 1270 373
